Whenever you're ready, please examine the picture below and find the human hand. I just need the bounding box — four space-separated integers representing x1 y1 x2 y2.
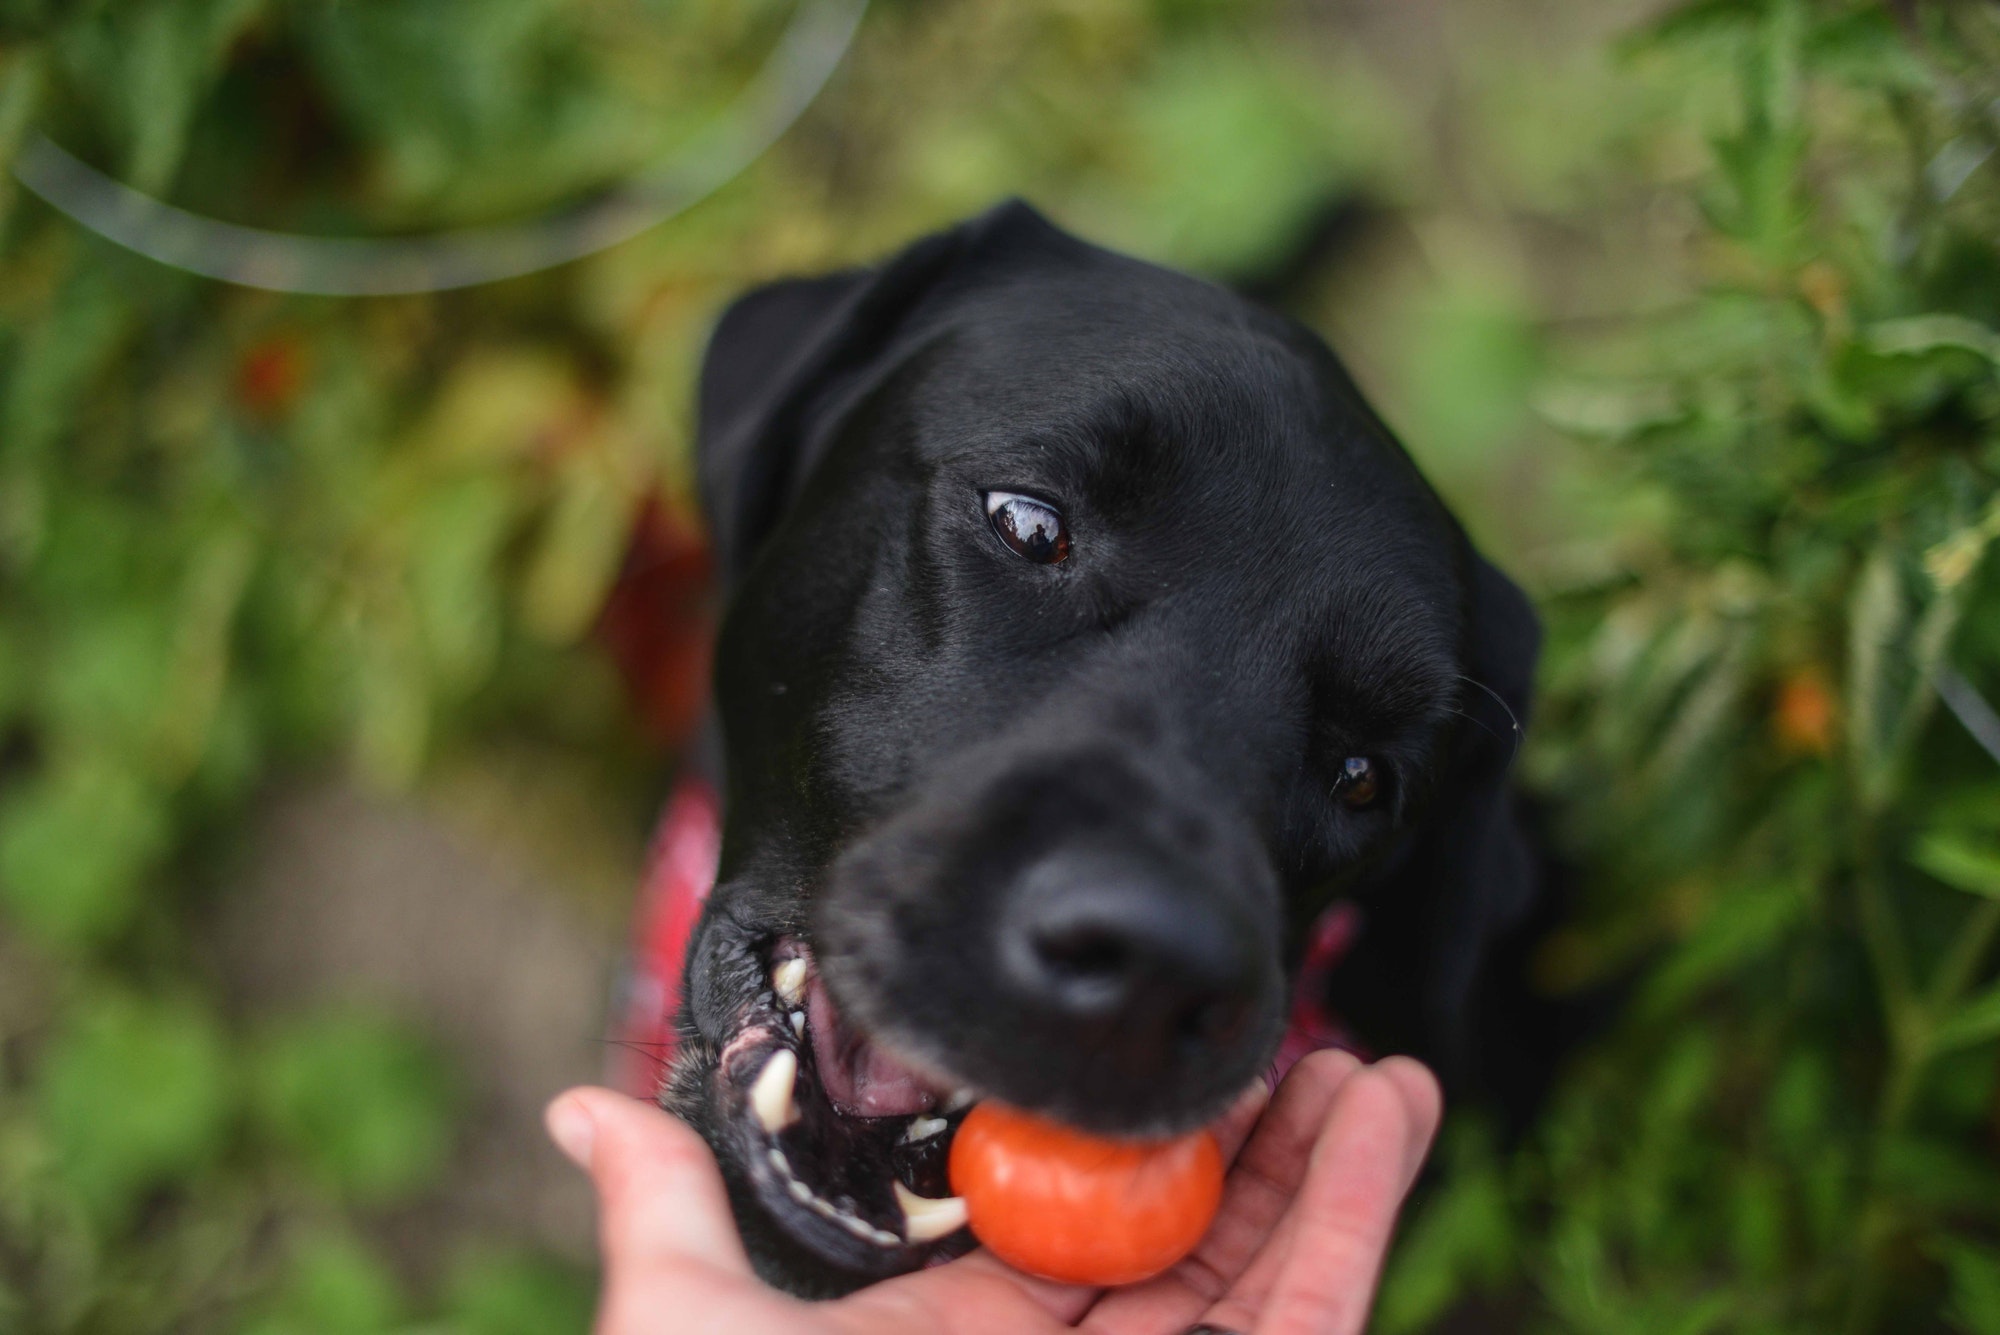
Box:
545 1048 1441 1335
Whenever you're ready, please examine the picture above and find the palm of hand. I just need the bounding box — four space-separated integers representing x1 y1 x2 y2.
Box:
550 1049 1440 1335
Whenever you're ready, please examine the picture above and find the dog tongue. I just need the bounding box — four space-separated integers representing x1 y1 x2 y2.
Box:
806 977 940 1118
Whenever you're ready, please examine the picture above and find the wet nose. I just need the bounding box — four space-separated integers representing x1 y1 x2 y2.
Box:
998 847 1263 1069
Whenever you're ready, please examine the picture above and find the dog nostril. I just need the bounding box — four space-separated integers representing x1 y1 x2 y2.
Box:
1030 924 1133 981
999 849 1267 1062
1174 996 1242 1052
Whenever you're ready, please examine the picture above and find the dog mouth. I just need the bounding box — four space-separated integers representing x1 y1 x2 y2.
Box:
709 937 980 1271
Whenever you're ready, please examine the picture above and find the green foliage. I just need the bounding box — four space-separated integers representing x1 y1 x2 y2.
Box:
36 989 232 1225
439 1247 597 1335
0 758 167 944
237 1231 408 1335
248 1010 457 1205
1375 2 2000 1329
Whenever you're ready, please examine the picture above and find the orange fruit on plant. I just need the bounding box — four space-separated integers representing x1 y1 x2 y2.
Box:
1773 669 1837 756
948 1100 1224 1286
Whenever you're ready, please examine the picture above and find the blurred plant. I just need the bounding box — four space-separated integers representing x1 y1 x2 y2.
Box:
1377 2 2000 1330
0 0 1382 1328
4 0 1993 1330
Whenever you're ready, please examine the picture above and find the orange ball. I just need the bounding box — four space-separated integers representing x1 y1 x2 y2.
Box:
948 1101 1225 1286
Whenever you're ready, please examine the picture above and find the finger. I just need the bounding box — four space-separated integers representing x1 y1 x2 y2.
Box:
546 1086 754 1281
1080 1049 1364 1333
1205 1063 1430 1335
1369 1055 1443 1195
1226 1049 1367 1206
1209 1074 1275 1167
831 1251 1092 1335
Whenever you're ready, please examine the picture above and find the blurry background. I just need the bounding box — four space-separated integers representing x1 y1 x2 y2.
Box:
2 1 1998 1331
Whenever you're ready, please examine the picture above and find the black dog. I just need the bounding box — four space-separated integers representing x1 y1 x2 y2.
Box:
664 201 1554 1298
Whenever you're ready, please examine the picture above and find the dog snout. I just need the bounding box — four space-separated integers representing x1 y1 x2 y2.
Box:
1000 845 1262 1063
816 743 1287 1134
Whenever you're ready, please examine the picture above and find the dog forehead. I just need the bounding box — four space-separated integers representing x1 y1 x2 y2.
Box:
896 290 1456 576
916 264 1304 415
855 250 1467 679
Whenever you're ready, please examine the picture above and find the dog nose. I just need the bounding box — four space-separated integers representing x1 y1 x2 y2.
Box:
999 848 1262 1066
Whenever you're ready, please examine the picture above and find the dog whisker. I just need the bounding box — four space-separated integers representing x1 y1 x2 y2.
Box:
1456 674 1524 763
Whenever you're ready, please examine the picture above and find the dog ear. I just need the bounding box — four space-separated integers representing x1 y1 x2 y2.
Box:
696 199 1063 580
1325 545 1563 1127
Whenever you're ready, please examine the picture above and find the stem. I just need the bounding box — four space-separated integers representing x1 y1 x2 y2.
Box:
1853 827 1915 1034
1842 822 1924 1335
1842 857 2000 1333
1929 898 2000 1018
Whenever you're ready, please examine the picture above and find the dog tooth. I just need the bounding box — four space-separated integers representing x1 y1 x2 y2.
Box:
895 1181 969 1243
786 1178 814 1203
943 1088 975 1112
790 1010 806 1036
767 1147 789 1174
871 1226 902 1247
751 1049 801 1134
773 958 808 1007
838 1213 878 1241
901 1115 949 1143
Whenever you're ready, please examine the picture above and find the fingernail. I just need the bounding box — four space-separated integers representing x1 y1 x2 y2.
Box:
545 1094 596 1168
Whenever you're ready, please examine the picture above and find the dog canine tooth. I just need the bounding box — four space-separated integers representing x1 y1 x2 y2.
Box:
895 1181 969 1243
901 1115 949 1143
790 1010 806 1036
772 958 808 1007
751 1049 801 1133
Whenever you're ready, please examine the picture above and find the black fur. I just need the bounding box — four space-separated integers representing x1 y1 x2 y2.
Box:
668 201 1553 1296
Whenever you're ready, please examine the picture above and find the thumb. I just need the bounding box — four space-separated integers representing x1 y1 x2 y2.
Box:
546 1086 754 1280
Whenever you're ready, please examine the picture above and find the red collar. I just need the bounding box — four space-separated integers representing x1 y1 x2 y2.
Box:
611 776 1363 1099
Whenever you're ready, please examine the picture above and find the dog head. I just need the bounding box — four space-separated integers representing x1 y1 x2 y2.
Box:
663 201 1539 1295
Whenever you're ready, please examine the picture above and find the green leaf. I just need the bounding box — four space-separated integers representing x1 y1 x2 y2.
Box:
238 1231 407 1335
1843 523 1992 815
1936 1237 2000 1335
1803 7 1931 92
1846 544 1907 809
408 477 515 692
1913 832 2000 900
519 460 631 646
1934 980 2000 1056
1374 1128 1513 1333
0 266 128 472
441 1247 593 1335
1634 0 1766 51
52 0 267 192
249 1010 455 1205
0 46 45 194
1106 42 1373 277
33 990 232 1226
1877 1134 2000 1213
0 758 168 946
42 605 178 757
1639 876 1804 1016
1866 315 2000 366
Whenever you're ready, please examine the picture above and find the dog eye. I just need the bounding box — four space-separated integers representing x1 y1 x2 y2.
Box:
1336 757 1381 809
985 491 1070 564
